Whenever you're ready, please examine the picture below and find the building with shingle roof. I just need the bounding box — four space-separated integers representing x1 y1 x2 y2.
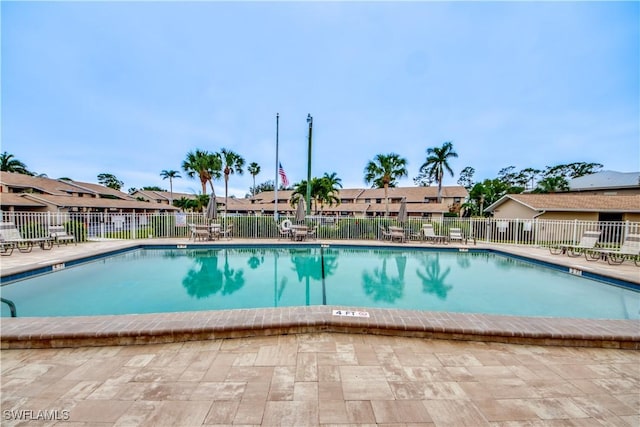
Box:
0 172 177 213
231 186 467 218
485 193 640 222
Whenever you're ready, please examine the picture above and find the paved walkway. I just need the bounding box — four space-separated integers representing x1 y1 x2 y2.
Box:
2 332 639 426
1 240 639 425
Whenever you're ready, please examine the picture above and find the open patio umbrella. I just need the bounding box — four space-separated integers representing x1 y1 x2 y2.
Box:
398 197 408 222
295 198 306 223
205 193 217 221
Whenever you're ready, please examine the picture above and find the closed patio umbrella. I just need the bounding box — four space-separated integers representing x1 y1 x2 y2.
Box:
205 193 217 221
398 197 408 222
295 198 306 223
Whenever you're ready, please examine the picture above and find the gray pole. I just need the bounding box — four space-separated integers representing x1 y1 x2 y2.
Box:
274 113 280 222
306 114 313 216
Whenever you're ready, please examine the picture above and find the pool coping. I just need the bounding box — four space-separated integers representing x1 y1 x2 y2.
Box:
1 239 639 349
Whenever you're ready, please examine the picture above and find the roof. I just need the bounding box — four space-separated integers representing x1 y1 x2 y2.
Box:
252 186 468 204
0 172 89 196
0 193 48 208
359 186 468 202
569 171 640 191
20 194 179 210
485 194 640 213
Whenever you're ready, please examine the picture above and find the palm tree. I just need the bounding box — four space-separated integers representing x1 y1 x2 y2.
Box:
317 172 342 213
0 152 31 175
160 169 181 205
218 148 245 218
419 141 458 203
247 162 261 196
182 149 221 196
364 153 408 216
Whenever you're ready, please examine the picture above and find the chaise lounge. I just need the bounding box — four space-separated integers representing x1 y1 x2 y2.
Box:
0 222 53 253
49 225 76 246
549 230 601 257
584 233 640 266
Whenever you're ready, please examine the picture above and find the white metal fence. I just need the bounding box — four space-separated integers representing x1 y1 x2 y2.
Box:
1 211 639 249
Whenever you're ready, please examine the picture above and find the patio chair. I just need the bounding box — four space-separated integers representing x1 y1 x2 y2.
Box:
278 220 292 240
220 223 234 240
449 228 466 244
379 226 393 241
584 234 640 266
388 226 406 243
189 223 211 241
49 225 76 246
0 222 53 253
548 230 601 257
306 225 318 240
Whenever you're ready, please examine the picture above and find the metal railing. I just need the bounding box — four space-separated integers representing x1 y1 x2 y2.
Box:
1 211 638 249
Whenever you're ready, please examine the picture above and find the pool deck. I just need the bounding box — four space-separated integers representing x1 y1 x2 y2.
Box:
1 239 638 350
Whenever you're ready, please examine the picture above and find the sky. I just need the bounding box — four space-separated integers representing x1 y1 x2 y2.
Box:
2 1 639 198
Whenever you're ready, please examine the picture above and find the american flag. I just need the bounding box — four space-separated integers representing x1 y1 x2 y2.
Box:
278 163 289 187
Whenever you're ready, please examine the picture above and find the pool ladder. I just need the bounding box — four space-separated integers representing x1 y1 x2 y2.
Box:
1 297 16 317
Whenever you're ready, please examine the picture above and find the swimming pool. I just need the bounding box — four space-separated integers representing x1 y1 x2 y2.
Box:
1 245 638 319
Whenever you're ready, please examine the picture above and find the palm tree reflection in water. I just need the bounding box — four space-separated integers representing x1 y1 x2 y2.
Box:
362 254 407 303
182 249 245 299
289 248 339 306
416 253 453 300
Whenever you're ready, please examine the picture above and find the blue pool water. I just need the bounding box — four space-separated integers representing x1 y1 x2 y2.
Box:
1 246 638 319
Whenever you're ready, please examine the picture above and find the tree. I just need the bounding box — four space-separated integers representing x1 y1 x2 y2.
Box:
0 152 31 175
533 176 569 193
419 142 458 203
218 148 245 218
457 166 475 189
182 149 221 196
247 162 261 196
544 162 603 180
318 172 343 212
142 186 166 191
97 173 123 190
291 173 342 214
516 168 541 191
413 171 435 187
160 169 181 205
464 179 514 217
364 153 408 216
250 180 275 196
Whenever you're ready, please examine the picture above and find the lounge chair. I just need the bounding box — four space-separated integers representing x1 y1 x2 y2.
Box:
549 230 601 257
49 225 76 246
584 234 640 266
449 228 465 244
413 223 447 244
0 237 15 256
0 222 53 252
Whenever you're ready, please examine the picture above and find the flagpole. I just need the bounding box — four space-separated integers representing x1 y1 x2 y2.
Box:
274 113 280 223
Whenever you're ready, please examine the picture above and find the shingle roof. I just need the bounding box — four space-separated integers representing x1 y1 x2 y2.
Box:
485 194 640 213
0 172 88 196
21 194 179 210
0 193 48 208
